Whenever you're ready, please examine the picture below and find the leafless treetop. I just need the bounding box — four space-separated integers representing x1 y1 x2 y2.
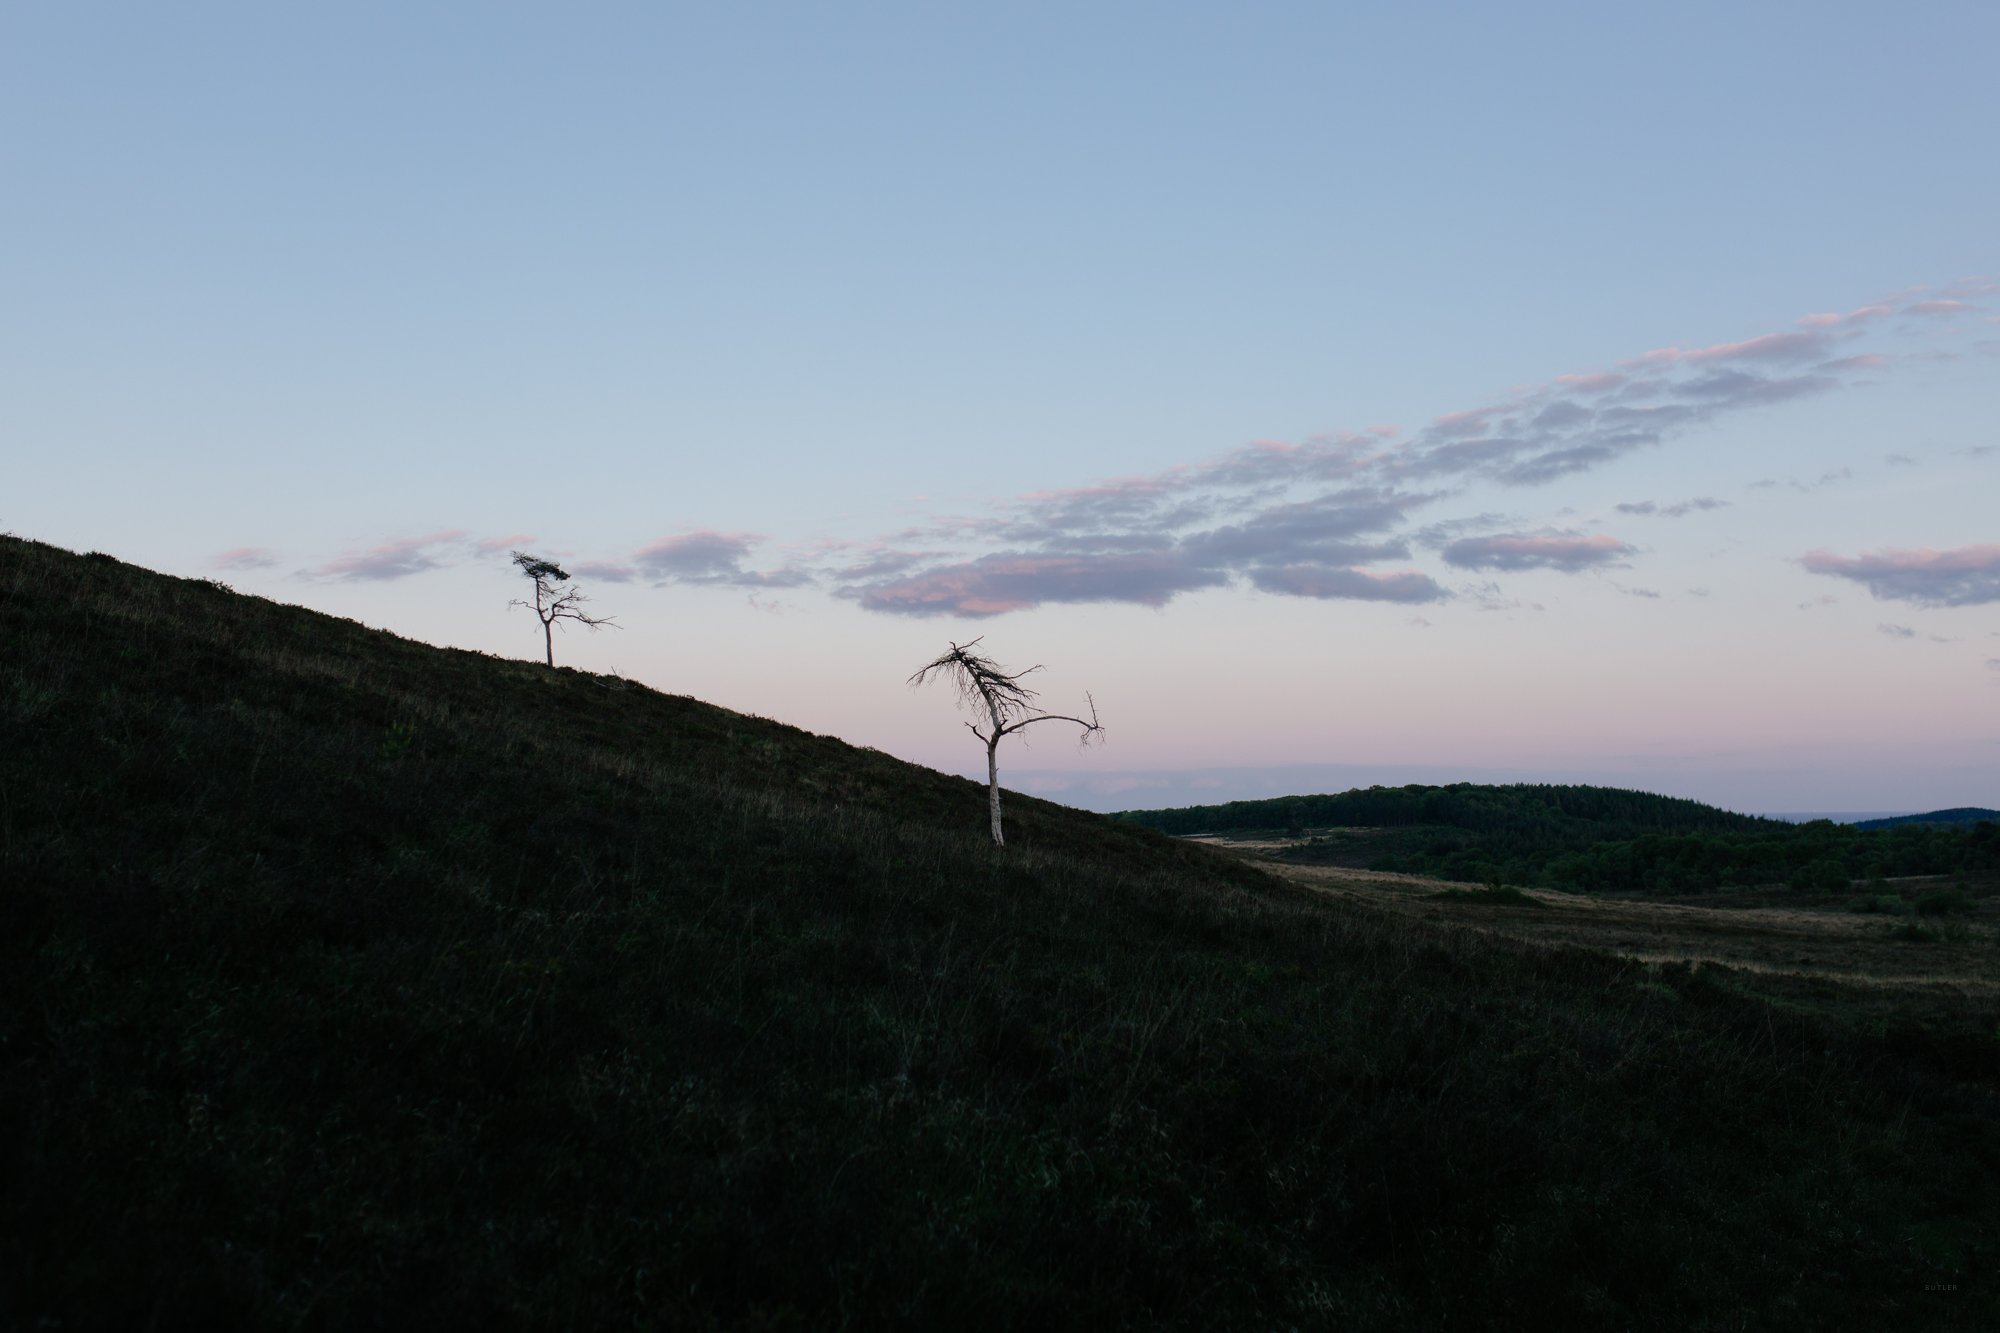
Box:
908 638 1101 746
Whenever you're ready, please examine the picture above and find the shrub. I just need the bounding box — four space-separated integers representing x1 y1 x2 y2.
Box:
1914 887 1976 917
1432 885 1546 908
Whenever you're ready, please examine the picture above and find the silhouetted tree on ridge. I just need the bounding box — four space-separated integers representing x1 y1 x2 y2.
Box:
910 638 1102 846
510 551 616 667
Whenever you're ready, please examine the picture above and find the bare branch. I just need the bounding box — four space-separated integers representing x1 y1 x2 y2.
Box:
509 549 618 666
906 637 1045 725
548 584 618 629
998 690 1103 747
909 640 1103 846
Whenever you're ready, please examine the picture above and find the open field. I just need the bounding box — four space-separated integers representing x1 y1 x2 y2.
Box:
1218 850 2000 995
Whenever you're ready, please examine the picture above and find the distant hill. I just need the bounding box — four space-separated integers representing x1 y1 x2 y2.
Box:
1114 782 1775 839
1115 784 1999 895
4 533 1997 1328
1855 807 2000 830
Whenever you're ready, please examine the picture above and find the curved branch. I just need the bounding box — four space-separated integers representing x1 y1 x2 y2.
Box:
994 692 1103 746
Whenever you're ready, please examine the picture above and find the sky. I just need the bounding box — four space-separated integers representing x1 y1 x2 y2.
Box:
5 2 1997 815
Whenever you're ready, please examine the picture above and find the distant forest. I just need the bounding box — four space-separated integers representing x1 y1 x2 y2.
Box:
1114 783 2000 895
1854 807 2000 830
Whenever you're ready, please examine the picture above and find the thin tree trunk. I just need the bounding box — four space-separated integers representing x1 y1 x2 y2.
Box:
987 738 1004 846
543 617 554 667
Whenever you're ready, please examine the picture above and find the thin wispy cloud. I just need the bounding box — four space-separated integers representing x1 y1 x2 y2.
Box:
817 284 1985 616
1247 564 1447 603
1440 533 1634 573
855 551 1230 616
1878 623 1917 639
211 546 279 571
1906 298 1978 317
633 531 811 589
1753 468 1855 494
1615 497 1729 518
313 530 468 581
247 283 1990 618
570 561 639 583
1803 544 2000 608
1460 580 1546 614
1622 329 1830 367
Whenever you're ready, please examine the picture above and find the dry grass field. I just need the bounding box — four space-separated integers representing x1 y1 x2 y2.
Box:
1198 834 2000 1017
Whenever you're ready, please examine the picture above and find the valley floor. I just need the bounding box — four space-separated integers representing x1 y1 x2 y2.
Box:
1201 839 2000 997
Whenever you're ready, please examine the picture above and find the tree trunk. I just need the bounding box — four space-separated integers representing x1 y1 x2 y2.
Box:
987 738 1004 846
543 618 555 667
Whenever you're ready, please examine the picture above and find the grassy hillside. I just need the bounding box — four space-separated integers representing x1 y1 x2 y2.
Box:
1117 786 2000 895
3 533 1997 1329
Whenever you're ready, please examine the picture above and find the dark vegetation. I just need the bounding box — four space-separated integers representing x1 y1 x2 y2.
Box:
1117 786 2000 897
1856 807 2000 831
3 534 1997 1329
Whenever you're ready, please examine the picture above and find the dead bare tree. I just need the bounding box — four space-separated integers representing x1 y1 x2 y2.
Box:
510 551 616 667
909 638 1102 846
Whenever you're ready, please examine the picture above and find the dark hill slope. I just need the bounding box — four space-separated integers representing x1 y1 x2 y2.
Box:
1857 808 2000 830
2 534 1996 1329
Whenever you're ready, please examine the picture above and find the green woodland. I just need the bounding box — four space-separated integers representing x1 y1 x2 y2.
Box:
1117 785 2000 896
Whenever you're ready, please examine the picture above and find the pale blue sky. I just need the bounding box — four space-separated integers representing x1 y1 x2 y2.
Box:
5 3 1997 811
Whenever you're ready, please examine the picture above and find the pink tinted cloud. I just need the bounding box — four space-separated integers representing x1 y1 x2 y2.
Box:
634 530 810 588
826 282 1983 618
1246 564 1447 603
314 530 467 581
475 533 537 554
1797 304 1894 329
1627 331 1827 368
1905 299 1977 317
853 551 1227 617
1020 472 1182 506
636 530 758 569
1440 532 1635 573
1801 543 2000 607
1553 372 1627 392
1429 403 1509 438
211 546 279 571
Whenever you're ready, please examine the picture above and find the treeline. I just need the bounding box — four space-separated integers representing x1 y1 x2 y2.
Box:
1114 783 2000 894
1854 807 2000 830
1115 783 1776 839
1436 819 1998 895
